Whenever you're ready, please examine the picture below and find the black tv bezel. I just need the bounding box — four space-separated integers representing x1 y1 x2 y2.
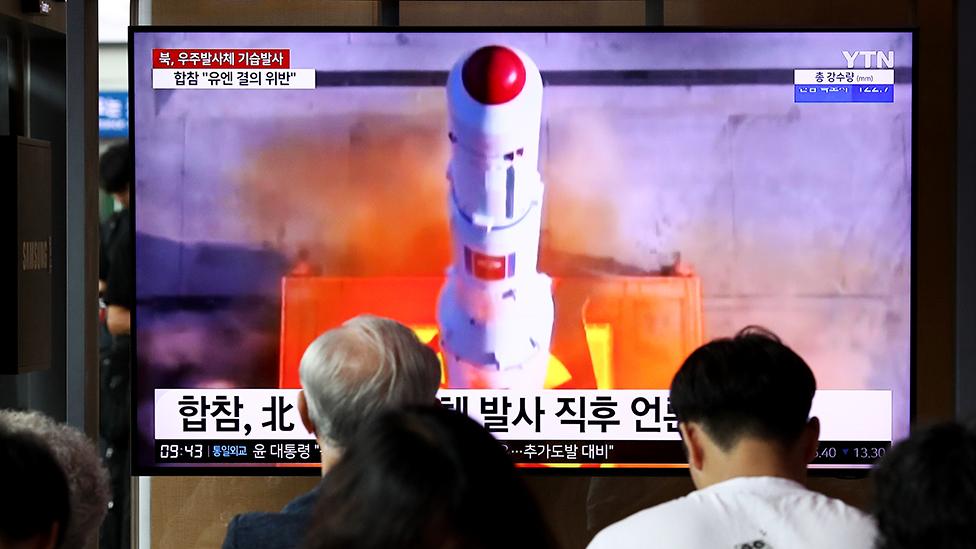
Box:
128 26 917 478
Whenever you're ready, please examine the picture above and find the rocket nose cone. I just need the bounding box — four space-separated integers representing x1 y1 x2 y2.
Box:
461 45 527 105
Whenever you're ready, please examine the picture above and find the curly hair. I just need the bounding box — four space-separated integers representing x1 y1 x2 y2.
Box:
0 410 111 548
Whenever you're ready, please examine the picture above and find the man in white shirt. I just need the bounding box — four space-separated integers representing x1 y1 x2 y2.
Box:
589 326 878 549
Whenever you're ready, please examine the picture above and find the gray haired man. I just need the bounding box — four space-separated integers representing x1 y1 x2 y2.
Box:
222 314 442 549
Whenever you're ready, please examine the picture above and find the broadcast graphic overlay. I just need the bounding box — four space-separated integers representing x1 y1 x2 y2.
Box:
132 30 912 473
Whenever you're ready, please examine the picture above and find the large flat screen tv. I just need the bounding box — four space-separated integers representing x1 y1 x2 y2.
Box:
130 28 913 475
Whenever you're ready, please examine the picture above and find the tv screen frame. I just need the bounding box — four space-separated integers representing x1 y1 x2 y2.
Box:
128 26 916 477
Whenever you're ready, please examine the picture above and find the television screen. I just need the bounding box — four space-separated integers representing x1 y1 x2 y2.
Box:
131 29 912 474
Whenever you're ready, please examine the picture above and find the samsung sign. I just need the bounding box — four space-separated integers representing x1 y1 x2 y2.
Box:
99 92 128 138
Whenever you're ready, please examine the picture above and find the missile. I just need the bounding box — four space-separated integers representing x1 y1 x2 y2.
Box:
437 45 554 389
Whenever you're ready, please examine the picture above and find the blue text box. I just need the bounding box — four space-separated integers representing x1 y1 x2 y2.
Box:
852 85 894 103
794 84 853 103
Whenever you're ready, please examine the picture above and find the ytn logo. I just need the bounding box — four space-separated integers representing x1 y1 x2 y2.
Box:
843 50 895 69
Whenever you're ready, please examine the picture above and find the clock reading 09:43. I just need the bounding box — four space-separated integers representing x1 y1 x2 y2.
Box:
159 444 203 460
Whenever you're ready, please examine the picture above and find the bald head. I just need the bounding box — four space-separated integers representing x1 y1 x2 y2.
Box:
298 315 441 448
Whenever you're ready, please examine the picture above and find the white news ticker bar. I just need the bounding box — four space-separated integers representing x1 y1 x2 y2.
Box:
155 388 891 442
151 68 315 89
793 69 894 85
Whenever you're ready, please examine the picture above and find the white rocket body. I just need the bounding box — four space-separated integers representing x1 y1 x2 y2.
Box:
437 46 554 389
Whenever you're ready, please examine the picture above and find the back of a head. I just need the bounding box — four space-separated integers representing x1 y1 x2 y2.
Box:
99 142 130 195
872 421 976 549
298 315 442 448
669 326 817 450
0 410 111 549
0 429 70 549
303 405 554 549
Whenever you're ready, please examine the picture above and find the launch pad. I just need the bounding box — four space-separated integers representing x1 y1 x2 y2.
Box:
277 275 704 391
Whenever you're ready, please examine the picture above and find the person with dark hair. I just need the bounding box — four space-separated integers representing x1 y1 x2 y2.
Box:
589 326 877 548
99 141 131 196
98 141 132 337
0 429 70 549
302 405 556 549
97 141 133 549
872 421 976 549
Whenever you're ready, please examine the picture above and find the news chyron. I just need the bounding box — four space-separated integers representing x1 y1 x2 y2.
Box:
132 31 911 474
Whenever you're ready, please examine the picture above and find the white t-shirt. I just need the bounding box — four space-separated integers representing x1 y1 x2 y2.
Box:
588 476 877 549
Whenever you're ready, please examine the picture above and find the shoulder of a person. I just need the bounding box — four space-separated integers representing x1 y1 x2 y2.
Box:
588 496 702 548
109 208 130 226
117 208 132 232
794 489 877 527
100 211 122 239
722 478 874 519
282 487 319 515
222 513 246 549
223 510 305 549
225 511 274 537
751 482 879 544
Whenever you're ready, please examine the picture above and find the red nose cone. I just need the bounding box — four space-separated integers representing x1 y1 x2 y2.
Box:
461 46 527 105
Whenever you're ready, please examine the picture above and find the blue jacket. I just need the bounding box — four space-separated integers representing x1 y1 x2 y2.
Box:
222 486 319 549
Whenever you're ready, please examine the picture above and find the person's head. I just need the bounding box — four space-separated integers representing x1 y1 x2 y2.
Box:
872 421 976 549
297 315 441 468
302 405 555 549
669 326 819 488
99 142 130 207
0 429 70 549
0 410 111 549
